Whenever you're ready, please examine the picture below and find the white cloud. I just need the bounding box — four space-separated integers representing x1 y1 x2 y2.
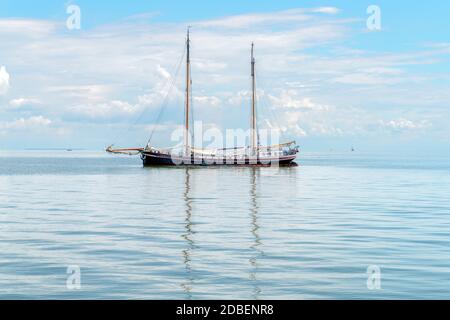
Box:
227 90 250 107
0 116 51 130
137 93 159 107
196 8 311 29
0 19 57 37
274 106 359 138
9 98 40 108
196 7 340 30
134 64 184 110
268 90 329 111
332 73 406 85
46 85 113 103
0 66 10 95
144 123 183 133
193 95 221 108
311 7 340 15
156 64 171 79
69 100 138 119
379 118 431 131
193 60 227 71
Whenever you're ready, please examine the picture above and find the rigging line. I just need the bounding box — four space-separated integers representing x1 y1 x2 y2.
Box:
110 44 186 148
251 74 286 146
110 58 181 148
266 94 289 142
262 94 288 143
257 70 288 142
133 51 183 129
146 45 186 147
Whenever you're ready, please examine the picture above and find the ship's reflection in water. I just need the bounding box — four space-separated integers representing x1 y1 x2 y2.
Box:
180 167 265 299
181 168 195 298
249 168 263 299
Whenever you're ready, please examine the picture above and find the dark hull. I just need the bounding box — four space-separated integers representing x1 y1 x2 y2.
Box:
141 152 297 167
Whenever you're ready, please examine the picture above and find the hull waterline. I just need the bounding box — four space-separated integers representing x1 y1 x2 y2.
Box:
141 152 297 167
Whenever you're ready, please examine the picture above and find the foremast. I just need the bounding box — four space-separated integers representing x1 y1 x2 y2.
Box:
184 27 192 156
251 43 258 155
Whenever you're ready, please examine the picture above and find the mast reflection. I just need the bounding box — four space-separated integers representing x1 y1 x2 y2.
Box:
181 167 195 298
249 167 263 299
180 167 265 299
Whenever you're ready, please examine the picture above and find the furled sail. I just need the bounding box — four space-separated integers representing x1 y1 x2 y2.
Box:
106 146 143 155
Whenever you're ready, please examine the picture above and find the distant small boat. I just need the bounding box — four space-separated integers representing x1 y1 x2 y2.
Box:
107 28 299 166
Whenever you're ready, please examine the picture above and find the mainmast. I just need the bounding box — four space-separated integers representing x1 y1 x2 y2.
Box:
184 27 191 156
251 43 258 153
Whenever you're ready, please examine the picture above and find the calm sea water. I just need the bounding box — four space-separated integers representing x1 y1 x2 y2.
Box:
1 151 450 299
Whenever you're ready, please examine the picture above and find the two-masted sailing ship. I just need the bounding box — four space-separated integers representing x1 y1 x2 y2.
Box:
107 29 299 166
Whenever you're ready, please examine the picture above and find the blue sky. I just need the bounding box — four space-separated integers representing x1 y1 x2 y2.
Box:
2 1 448 44
0 1 449 153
